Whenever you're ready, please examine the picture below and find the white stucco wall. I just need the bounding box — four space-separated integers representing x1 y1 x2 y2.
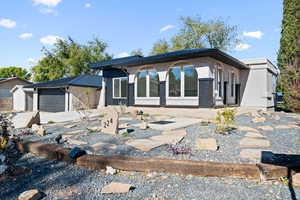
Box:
240 58 278 110
12 85 26 111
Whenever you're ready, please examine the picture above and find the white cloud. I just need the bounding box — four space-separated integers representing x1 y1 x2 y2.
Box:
39 8 58 15
19 33 33 39
116 52 130 58
40 35 64 45
85 3 91 8
234 43 251 51
33 0 62 7
0 18 16 28
160 25 175 33
243 31 264 39
27 58 37 65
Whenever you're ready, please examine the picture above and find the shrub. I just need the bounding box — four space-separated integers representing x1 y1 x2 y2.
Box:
214 108 236 134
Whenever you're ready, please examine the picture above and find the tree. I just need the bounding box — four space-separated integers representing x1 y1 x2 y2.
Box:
150 16 239 55
131 49 144 56
32 37 111 82
0 66 31 80
150 39 170 55
277 0 300 112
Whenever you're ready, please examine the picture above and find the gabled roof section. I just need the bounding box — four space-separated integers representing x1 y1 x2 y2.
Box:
24 75 102 88
90 48 248 70
0 77 31 85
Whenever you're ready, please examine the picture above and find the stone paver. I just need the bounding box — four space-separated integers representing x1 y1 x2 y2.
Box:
238 126 259 133
244 132 266 139
251 117 266 123
195 138 218 151
67 139 88 146
293 173 300 187
240 149 264 161
150 134 184 145
257 125 274 131
101 182 132 194
239 138 270 148
126 139 166 151
274 125 292 129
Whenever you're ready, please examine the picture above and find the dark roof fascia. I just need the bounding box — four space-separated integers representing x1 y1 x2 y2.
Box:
90 48 248 70
0 77 32 85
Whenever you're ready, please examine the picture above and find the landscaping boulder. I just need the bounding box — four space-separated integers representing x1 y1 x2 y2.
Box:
36 126 46 137
196 138 218 151
24 112 40 128
101 108 119 134
106 166 117 175
18 189 43 200
101 182 132 194
140 121 149 130
293 173 300 187
31 124 40 132
119 128 128 135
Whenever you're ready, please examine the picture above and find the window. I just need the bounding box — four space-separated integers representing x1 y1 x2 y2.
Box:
231 72 235 97
137 71 147 97
218 69 222 97
168 67 181 97
136 70 159 98
184 66 198 97
113 77 127 98
149 69 159 97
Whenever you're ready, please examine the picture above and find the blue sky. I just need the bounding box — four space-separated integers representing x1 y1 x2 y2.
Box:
0 0 283 70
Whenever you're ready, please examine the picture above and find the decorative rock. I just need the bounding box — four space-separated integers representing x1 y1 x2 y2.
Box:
293 173 300 187
18 189 43 200
106 166 117 175
101 108 119 134
101 182 132 194
119 128 128 135
239 138 270 148
24 112 40 128
240 149 264 161
140 121 149 130
252 117 266 123
257 126 274 131
238 126 259 133
31 124 40 132
195 138 218 151
36 126 46 137
245 132 266 139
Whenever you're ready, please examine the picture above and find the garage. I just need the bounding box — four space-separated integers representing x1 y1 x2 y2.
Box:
38 88 66 112
22 75 102 112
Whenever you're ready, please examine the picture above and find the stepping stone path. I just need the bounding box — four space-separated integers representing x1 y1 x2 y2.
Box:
238 126 259 132
274 125 293 129
126 129 187 151
240 149 264 162
245 132 266 139
251 117 266 123
239 138 270 148
195 138 218 151
257 125 274 131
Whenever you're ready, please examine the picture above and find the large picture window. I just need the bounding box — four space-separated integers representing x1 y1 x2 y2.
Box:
137 71 147 97
136 70 159 98
184 66 198 97
149 69 159 97
168 67 181 97
113 77 128 98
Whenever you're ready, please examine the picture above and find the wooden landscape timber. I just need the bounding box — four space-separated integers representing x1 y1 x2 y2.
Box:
17 141 291 181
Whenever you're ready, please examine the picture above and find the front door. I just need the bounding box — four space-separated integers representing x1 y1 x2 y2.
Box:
223 81 227 105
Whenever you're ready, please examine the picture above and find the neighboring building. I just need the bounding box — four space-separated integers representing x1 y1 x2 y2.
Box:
240 58 279 110
0 77 31 111
13 75 102 112
91 48 278 111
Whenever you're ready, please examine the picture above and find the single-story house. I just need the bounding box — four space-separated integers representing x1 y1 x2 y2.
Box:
12 75 102 112
90 48 278 110
0 77 31 111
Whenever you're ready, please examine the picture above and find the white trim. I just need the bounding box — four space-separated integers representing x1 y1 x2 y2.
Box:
112 77 127 99
134 69 160 99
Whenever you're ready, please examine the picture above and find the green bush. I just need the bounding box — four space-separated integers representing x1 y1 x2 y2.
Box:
214 108 236 134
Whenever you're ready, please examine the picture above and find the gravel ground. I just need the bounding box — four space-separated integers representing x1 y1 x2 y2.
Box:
1 153 300 200
17 112 300 163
